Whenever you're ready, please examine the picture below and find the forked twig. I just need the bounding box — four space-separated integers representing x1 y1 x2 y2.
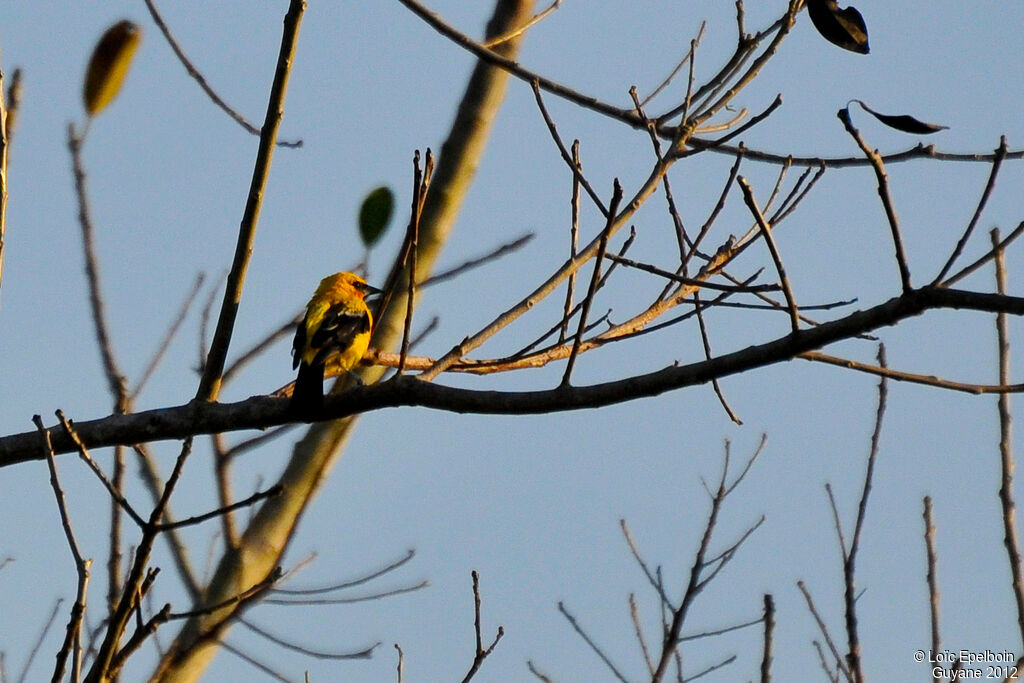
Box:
797 580 852 681
461 571 504 683
933 136 1008 284
399 150 434 375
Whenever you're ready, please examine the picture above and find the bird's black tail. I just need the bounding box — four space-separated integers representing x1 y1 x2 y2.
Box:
291 362 325 416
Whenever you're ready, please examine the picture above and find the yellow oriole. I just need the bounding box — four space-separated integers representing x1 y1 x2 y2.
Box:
291 272 380 410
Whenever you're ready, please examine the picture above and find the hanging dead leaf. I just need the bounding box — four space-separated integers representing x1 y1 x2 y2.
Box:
806 0 869 54
83 20 142 116
852 100 949 134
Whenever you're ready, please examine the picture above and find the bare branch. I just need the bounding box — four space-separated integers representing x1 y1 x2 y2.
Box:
9 288 1024 466
837 107 912 292
196 0 306 401
143 0 302 147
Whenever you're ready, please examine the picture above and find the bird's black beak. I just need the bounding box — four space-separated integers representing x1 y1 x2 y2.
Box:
361 283 383 301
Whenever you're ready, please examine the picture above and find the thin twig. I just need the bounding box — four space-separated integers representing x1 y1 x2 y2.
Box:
170 567 282 621
15 598 63 683
761 593 775 683
837 107 912 292
801 350 1024 395
557 602 629 683
482 0 561 48
619 519 673 608
239 618 377 660
422 232 534 288
461 571 504 683
561 180 623 386
272 549 416 595
67 126 129 403
195 0 306 401
530 82 608 217
143 0 302 148
628 593 654 676
922 496 941 683
933 136 1008 285
527 661 555 682
993 227 1024 650
639 22 705 108
0 64 9 296
560 140 582 343
133 273 206 399
737 176 799 333
56 410 147 528
843 345 889 683
155 485 282 531
265 580 428 605
694 289 744 424
942 220 1024 288
34 417 91 683
399 150 433 375
797 580 852 681
221 640 297 683
812 640 841 683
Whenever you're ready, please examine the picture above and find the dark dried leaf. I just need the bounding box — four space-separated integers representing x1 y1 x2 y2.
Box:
854 100 949 134
806 0 869 54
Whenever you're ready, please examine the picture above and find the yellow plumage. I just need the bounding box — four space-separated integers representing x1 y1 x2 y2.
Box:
291 272 378 410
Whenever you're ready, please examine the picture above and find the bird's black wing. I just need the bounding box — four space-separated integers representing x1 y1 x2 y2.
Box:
309 305 371 368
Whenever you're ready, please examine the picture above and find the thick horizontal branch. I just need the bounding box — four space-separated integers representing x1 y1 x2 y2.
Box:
5 287 1024 468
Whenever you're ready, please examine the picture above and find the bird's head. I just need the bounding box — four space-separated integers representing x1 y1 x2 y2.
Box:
318 271 382 300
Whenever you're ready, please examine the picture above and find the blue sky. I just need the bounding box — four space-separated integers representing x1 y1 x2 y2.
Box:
2 1 1024 681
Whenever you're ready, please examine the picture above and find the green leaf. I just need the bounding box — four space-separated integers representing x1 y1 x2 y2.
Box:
806 0 869 54
358 186 395 248
852 100 949 134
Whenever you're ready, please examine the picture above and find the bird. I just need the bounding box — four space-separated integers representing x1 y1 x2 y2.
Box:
291 271 380 412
